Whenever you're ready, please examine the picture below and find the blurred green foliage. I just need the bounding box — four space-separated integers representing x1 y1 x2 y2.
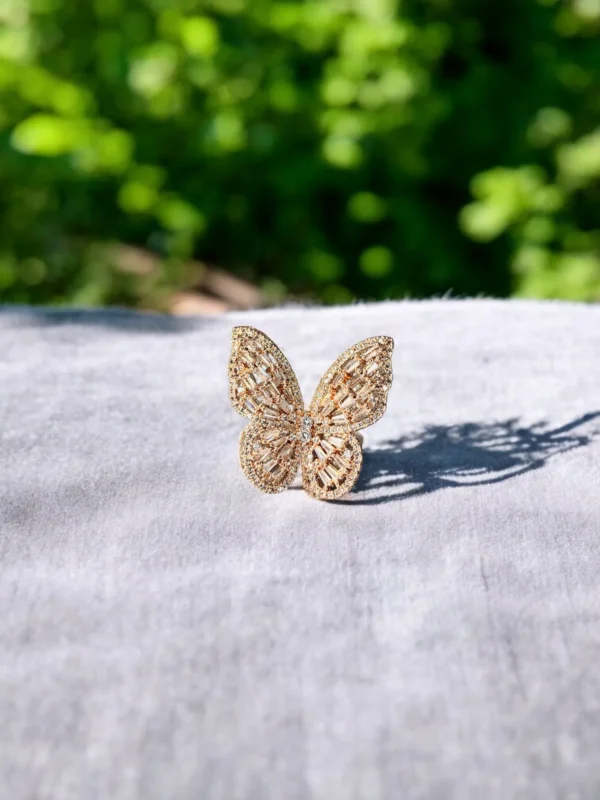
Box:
0 0 599 307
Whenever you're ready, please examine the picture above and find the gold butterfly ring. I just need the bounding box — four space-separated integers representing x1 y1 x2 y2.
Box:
228 326 394 500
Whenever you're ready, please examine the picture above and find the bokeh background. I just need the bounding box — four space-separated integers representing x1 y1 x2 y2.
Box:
1 0 599 312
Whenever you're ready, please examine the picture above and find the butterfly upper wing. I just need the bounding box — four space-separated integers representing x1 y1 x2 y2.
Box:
229 326 304 493
309 336 394 432
302 336 394 500
229 326 303 420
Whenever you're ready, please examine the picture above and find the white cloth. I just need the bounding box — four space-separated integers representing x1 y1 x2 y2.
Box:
1 300 599 800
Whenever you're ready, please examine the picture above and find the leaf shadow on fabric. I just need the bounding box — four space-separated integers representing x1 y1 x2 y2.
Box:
336 412 600 506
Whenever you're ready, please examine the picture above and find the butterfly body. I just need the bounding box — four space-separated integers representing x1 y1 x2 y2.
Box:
229 326 393 500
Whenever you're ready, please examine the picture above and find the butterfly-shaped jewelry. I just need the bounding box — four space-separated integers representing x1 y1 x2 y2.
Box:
228 326 394 500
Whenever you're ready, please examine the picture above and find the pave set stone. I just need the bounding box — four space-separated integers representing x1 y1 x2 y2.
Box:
299 415 312 443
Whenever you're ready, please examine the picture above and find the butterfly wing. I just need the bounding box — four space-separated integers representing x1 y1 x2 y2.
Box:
302 336 394 499
229 326 304 493
301 430 363 501
309 336 394 431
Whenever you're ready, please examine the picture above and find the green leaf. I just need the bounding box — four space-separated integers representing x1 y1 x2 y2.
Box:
348 192 387 223
359 246 393 278
180 17 219 58
156 195 206 233
11 115 84 155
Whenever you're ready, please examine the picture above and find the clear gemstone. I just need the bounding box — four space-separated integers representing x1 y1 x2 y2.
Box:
300 416 312 443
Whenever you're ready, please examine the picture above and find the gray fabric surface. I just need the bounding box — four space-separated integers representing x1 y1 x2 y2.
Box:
1 299 599 800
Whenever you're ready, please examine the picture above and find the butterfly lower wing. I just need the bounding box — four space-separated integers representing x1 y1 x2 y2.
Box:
229 326 304 494
240 422 301 494
309 336 394 432
301 431 363 500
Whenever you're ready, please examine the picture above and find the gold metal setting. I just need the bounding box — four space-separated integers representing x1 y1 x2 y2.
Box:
228 326 394 500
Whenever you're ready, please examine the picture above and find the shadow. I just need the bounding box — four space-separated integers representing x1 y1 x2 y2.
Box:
337 412 600 506
0 306 211 334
